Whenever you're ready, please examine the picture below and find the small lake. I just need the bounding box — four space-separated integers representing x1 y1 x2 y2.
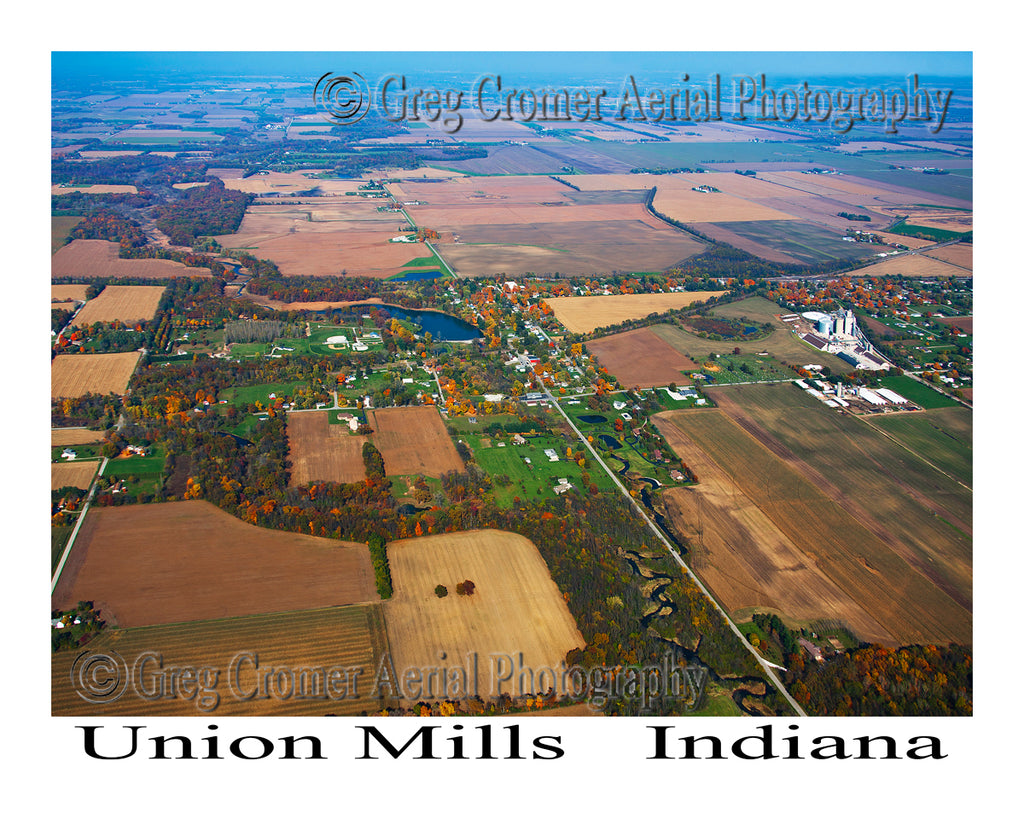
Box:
327 304 481 342
577 414 607 424
599 434 622 450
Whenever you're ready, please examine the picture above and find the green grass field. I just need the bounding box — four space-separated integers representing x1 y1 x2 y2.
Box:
877 374 959 409
866 406 972 486
220 381 311 408
650 319 853 374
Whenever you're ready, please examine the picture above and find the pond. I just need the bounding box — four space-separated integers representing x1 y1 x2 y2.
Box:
327 304 482 342
577 414 607 424
598 434 622 450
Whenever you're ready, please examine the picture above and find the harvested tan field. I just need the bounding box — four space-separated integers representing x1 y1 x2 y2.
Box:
874 231 936 249
221 171 363 195
850 254 970 278
586 328 697 389
410 202 658 228
387 175 569 206
51 500 378 627
52 460 100 491
52 604 389 716
923 243 973 269
52 240 211 279
652 188 799 223
758 171 899 198
288 411 368 486
446 217 704 277
365 406 464 478
51 284 90 303
907 214 973 232
215 201 427 277
545 291 728 334
243 295 387 312
218 230 429 277
51 351 142 398
77 150 144 159
52 184 138 195
553 174 656 192
171 181 210 190
70 285 166 326
384 529 585 703
52 427 105 446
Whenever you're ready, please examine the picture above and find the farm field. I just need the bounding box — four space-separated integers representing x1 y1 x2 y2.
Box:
876 374 960 409
384 529 585 704
701 384 971 633
365 406 464 478
866 406 972 487
653 414 896 643
51 604 390 716
545 291 728 334
51 283 90 303
51 500 378 627
215 200 430 277
51 351 142 398
444 218 705 277
51 216 82 254
655 396 972 645
585 327 697 388
690 220 883 266
51 460 99 491
922 242 973 269
69 285 166 326
649 319 853 374
288 411 368 487
52 239 211 279
52 427 105 446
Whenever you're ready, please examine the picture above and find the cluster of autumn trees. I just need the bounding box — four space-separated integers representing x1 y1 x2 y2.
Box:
152 179 253 246
782 643 972 716
69 210 147 248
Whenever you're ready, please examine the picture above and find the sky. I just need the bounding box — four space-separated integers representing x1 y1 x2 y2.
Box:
52 51 972 86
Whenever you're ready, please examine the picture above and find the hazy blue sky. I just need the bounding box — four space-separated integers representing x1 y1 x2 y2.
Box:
52 51 972 83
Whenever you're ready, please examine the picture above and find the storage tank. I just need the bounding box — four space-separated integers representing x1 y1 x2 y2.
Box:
816 316 833 336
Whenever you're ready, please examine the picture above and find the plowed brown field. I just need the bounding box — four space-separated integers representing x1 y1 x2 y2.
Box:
51 500 378 627
585 327 698 388
365 406 464 478
288 411 368 486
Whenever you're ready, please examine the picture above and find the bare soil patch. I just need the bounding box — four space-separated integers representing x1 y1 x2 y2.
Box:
288 411 368 486
52 240 211 279
365 406 464 478
51 500 378 627
586 327 698 389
